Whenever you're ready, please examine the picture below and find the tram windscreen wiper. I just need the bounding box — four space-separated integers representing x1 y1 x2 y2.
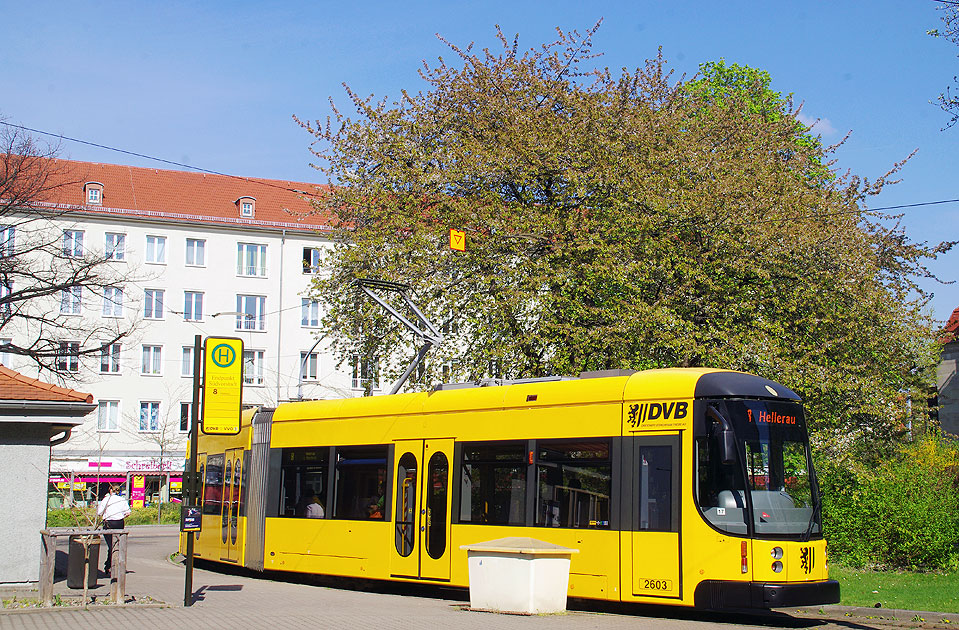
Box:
800 469 821 542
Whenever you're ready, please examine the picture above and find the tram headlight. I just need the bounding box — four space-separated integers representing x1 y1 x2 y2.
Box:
772 561 783 573
770 546 783 560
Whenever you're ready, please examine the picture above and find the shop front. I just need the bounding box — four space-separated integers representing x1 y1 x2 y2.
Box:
49 456 184 509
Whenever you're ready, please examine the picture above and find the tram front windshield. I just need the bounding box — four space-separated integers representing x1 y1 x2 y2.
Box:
695 399 820 538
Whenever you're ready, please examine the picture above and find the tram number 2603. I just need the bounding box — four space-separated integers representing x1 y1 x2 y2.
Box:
639 578 673 592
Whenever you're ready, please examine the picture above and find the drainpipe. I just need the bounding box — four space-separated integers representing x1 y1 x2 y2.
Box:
50 429 72 446
276 230 285 403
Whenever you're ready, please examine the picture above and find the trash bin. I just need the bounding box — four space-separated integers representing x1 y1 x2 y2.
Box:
67 536 100 589
460 537 578 614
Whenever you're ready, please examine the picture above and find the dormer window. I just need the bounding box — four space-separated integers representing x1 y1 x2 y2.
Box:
236 197 256 218
84 182 104 205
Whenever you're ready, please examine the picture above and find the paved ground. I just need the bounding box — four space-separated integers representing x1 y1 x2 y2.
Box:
1 526 955 630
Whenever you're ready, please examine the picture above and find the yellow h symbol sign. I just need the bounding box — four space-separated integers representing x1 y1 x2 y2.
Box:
211 344 235 367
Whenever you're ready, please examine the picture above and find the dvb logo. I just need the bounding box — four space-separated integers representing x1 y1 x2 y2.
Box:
627 401 689 428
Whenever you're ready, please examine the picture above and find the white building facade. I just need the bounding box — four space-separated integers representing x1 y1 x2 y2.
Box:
2 160 374 506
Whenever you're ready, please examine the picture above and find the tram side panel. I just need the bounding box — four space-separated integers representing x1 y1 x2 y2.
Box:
262 415 400 581
447 401 624 601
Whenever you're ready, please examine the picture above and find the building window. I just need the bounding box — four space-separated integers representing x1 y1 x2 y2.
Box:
0 226 15 257
181 346 194 377
301 299 320 327
180 402 193 433
102 287 123 317
243 349 265 385
0 283 12 319
100 343 121 374
184 291 203 321
105 233 125 261
141 344 162 375
0 338 12 366
139 401 160 432
237 197 255 217
351 355 379 391
236 294 266 331
60 287 82 315
302 247 321 273
84 182 103 205
237 243 267 277
442 313 459 335
186 238 206 266
63 230 84 257
98 400 120 432
441 361 460 383
300 351 319 381
57 341 80 372
145 235 166 264
144 289 164 319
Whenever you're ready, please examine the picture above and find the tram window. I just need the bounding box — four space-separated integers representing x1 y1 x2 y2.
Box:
458 441 526 526
639 445 673 531
198 463 206 509
536 439 611 529
333 445 388 521
425 451 448 559
394 452 417 557
695 437 748 535
204 455 224 516
279 447 330 518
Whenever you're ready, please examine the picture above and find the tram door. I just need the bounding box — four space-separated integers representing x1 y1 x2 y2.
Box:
220 448 243 562
629 434 681 599
389 439 454 581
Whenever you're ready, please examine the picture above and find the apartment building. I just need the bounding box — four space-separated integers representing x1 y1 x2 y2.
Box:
3 159 376 506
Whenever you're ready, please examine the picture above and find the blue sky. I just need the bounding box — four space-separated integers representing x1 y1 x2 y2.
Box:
3 1 958 320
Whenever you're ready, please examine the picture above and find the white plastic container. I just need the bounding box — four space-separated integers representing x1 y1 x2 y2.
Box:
460 537 579 614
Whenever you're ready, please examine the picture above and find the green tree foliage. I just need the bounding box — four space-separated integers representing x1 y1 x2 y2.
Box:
930 0 959 128
298 24 951 457
818 435 959 570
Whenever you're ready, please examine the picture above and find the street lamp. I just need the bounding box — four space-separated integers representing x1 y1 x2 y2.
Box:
297 334 327 400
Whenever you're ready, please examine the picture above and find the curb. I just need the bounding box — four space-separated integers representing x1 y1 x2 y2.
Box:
0 602 169 615
795 604 957 622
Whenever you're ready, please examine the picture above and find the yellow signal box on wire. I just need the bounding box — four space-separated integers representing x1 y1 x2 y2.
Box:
201 337 244 435
449 228 466 252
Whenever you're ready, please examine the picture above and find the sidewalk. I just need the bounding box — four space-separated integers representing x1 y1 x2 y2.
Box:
1 526 954 629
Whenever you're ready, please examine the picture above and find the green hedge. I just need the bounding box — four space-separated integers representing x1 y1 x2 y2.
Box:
46 503 181 528
819 435 959 570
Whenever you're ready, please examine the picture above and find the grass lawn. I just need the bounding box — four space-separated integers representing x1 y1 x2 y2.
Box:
831 564 959 614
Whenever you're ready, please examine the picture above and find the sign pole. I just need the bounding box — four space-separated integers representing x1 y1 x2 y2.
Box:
184 334 202 607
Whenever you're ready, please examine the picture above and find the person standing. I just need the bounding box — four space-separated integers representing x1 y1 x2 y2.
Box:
97 485 131 576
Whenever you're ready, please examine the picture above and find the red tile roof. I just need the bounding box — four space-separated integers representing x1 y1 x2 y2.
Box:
0 365 94 403
32 159 332 232
944 306 959 345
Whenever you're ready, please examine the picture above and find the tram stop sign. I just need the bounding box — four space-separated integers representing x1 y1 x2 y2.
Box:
201 337 243 435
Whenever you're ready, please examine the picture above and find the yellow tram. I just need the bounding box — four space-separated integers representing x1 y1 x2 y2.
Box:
181 368 839 609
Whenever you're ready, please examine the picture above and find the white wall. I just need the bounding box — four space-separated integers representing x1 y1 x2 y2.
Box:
0 424 51 584
4 211 367 475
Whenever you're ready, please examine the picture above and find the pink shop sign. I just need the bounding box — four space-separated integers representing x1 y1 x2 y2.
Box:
124 458 181 472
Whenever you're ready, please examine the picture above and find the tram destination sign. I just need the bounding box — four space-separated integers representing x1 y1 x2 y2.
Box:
201 337 244 435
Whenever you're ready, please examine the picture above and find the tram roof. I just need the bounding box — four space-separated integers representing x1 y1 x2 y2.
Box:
270 368 798 424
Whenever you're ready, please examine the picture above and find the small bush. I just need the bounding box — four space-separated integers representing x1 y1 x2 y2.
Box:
45 507 96 528
820 435 959 570
126 503 180 525
46 503 181 528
